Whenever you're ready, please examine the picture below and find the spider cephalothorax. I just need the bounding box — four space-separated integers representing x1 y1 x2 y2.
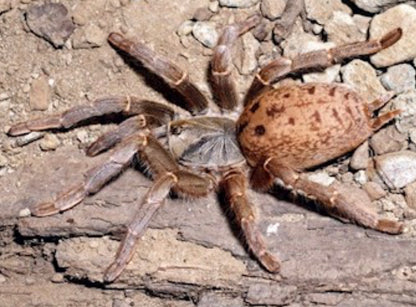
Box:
8 13 403 282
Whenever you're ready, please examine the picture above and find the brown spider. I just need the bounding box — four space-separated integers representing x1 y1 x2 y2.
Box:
8 14 404 282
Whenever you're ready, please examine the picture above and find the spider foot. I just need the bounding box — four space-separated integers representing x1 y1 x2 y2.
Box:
376 219 404 234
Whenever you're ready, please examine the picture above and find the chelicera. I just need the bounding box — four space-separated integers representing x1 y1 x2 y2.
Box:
8 14 404 282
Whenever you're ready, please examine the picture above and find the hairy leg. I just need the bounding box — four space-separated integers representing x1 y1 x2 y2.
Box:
108 33 208 114
221 169 280 272
104 137 214 282
29 133 148 216
210 14 260 110
7 97 176 136
245 28 402 104
263 158 403 234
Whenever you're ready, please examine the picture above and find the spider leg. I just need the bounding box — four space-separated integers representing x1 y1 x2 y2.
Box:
104 139 214 282
86 97 184 156
210 14 260 110
221 169 280 273
30 133 147 216
244 28 402 104
272 0 304 42
7 97 176 136
263 158 403 234
108 33 208 115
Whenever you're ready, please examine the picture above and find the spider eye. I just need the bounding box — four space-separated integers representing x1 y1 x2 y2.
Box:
170 125 182 135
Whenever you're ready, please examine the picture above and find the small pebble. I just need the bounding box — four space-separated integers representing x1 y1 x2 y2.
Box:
325 11 366 45
307 172 335 186
304 0 352 25
405 181 416 210
19 208 31 217
193 7 214 21
15 132 45 147
0 274 6 283
350 141 369 171
341 59 387 101
192 21 218 48
208 1 219 13
177 20 195 37
39 134 60 151
218 0 259 8
260 0 285 21
374 150 416 189
353 170 367 185
51 273 65 283
380 64 416 94
369 125 407 155
370 4 416 67
25 277 35 285
76 130 89 143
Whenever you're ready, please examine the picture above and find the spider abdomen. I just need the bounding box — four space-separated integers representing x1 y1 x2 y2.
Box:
237 83 373 170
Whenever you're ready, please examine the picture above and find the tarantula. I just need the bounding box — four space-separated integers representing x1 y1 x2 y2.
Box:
8 14 404 282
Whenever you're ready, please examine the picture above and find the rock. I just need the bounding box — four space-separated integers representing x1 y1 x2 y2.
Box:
15 132 45 147
39 134 60 151
370 4 416 67
369 125 407 155
192 21 218 48
304 0 352 25
351 0 405 13
353 170 367 185
234 32 260 75
252 20 273 41
405 181 416 210
282 27 318 58
260 0 286 21
325 11 367 45
374 151 416 189
391 89 416 120
177 20 195 37
353 15 371 34
380 64 416 94
26 3 75 48
219 0 259 8
307 172 335 187
55 229 246 285
193 7 214 21
350 141 369 171
209 1 219 13
72 24 107 49
29 75 50 111
341 59 387 102
363 181 386 200
51 273 65 283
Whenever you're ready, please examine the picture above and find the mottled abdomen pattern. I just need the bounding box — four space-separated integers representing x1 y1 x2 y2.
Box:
237 83 373 169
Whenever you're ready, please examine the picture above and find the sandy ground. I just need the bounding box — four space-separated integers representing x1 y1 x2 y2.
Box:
1 0 416 306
